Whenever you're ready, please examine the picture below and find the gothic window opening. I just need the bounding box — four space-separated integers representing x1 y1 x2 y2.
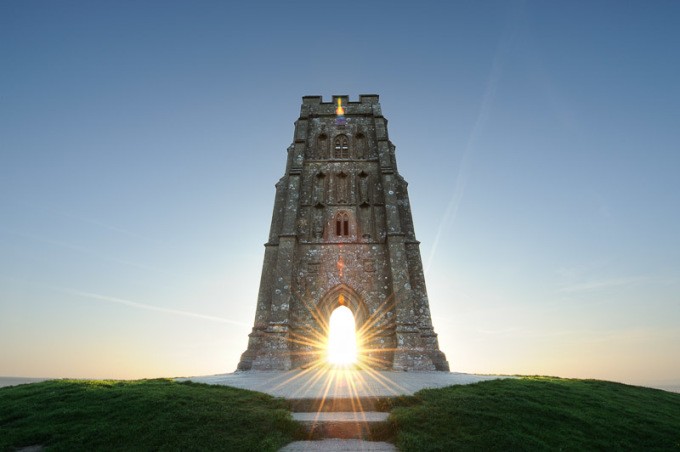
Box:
334 135 350 159
335 211 350 237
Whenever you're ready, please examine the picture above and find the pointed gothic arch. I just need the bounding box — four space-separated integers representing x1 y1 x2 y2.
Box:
316 284 369 334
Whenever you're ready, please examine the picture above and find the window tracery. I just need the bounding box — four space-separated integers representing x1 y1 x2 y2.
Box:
335 211 350 237
334 135 349 159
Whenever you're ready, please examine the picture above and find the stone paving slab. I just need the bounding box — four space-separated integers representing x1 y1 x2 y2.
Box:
279 439 397 451
180 370 507 399
293 410 390 440
292 412 389 422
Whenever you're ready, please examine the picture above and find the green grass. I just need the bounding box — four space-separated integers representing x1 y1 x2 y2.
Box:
3 376 680 451
0 379 299 451
388 376 680 451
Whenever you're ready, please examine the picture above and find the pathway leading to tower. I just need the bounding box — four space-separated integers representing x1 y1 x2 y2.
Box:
181 371 510 450
180 370 506 398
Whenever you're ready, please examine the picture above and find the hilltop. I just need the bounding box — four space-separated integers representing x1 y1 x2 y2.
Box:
1 377 679 451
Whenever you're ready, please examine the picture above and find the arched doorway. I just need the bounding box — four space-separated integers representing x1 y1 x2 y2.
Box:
316 284 369 366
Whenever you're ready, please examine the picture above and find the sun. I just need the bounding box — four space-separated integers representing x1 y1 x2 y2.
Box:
326 305 358 366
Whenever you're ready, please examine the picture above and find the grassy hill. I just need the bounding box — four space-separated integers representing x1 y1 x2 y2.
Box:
0 379 298 451
1 376 679 451
389 376 680 451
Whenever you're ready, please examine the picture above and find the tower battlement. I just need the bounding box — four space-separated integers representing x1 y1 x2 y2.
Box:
300 95 383 118
302 94 380 105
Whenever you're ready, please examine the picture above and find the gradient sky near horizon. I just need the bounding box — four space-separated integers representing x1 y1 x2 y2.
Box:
1 1 679 388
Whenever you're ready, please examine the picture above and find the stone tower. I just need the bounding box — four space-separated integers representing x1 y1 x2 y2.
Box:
238 95 449 371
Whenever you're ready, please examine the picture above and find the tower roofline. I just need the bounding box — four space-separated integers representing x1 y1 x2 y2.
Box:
300 95 383 118
302 94 380 105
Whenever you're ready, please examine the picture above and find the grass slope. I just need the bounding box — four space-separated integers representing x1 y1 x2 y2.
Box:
2 376 679 451
0 379 298 451
389 376 680 451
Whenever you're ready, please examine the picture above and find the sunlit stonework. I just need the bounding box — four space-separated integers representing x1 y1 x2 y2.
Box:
238 95 449 371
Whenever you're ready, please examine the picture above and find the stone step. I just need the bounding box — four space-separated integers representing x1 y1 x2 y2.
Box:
279 439 397 451
287 397 393 413
292 412 390 440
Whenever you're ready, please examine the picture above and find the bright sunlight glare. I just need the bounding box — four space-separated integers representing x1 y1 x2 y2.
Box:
326 305 358 366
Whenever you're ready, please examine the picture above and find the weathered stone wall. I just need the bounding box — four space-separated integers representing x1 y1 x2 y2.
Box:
237 95 449 372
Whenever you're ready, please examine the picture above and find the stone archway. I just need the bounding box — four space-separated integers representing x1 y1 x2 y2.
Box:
316 284 369 331
316 284 369 365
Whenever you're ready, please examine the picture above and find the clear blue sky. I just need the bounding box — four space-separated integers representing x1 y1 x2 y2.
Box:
1 1 679 389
